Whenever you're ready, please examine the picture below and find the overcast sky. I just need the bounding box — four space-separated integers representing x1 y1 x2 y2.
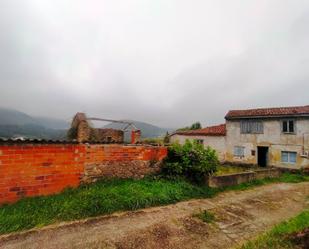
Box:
0 0 308 128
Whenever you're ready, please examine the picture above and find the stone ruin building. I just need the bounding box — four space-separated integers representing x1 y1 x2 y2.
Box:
69 112 141 144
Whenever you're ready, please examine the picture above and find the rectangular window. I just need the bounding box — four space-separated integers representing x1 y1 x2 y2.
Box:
240 121 264 134
195 139 204 144
289 152 297 163
282 120 295 133
281 151 289 163
281 151 297 164
234 146 245 157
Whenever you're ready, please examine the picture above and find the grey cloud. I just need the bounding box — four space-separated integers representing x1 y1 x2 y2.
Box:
0 1 308 128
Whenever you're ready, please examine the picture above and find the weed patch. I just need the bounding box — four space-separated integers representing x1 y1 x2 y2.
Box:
239 208 309 249
193 210 215 223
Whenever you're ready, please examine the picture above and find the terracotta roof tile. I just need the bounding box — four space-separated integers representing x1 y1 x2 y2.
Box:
225 105 309 119
174 124 226 136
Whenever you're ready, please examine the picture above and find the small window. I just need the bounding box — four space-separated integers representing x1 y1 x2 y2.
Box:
240 121 264 134
195 139 204 144
281 151 297 164
234 146 245 157
282 120 295 133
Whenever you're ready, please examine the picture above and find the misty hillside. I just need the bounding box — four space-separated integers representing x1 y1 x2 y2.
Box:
34 116 69 130
103 120 174 139
0 108 37 126
0 108 69 129
0 108 67 139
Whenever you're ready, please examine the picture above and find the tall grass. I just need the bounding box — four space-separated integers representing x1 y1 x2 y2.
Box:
0 178 217 234
0 173 308 235
240 208 309 249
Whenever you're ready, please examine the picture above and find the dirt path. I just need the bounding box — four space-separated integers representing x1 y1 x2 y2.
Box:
1 182 309 249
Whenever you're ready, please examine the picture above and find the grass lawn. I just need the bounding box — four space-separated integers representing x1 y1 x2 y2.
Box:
0 173 308 235
239 208 309 249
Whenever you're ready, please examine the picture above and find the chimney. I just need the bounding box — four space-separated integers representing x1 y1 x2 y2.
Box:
131 130 141 144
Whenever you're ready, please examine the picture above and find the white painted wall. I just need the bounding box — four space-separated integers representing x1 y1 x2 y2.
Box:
226 118 309 169
170 134 226 162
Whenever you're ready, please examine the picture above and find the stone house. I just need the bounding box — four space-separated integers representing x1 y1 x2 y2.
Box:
69 113 124 143
69 113 141 144
170 105 309 169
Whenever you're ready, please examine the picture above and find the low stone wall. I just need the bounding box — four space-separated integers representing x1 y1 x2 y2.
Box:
207 168 281 188
254 168 281 179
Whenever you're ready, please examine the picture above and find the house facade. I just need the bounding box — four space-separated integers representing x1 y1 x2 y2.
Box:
225 106 309 169
170 105 309 169
170 124 226 161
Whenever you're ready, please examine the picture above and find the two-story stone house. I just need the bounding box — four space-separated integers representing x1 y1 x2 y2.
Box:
225 105 309 169
170 105 309 169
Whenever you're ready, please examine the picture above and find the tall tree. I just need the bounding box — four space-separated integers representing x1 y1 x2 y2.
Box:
190 122 201 130
176 121 202 131
163 131 170 143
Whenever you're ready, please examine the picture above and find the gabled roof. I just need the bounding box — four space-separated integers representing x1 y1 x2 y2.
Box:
173 124 226 136
73 112 86 120
225 105 309 119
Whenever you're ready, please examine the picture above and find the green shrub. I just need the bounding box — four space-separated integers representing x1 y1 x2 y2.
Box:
161 140 219 183
141 137 164 145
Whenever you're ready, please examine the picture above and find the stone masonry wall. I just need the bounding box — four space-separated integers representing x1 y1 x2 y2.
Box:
83 145 167 182
207 168 282 188
0 143 167 205
93 129 124 143
70 113 124 143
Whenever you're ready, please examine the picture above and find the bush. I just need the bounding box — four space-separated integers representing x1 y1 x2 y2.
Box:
161 140 219 183
141 137 164 145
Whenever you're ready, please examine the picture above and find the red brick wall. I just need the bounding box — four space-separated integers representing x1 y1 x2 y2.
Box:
0 143 167 205
0 144 85 204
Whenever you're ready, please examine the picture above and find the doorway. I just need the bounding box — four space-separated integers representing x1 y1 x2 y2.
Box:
257 146 269 167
